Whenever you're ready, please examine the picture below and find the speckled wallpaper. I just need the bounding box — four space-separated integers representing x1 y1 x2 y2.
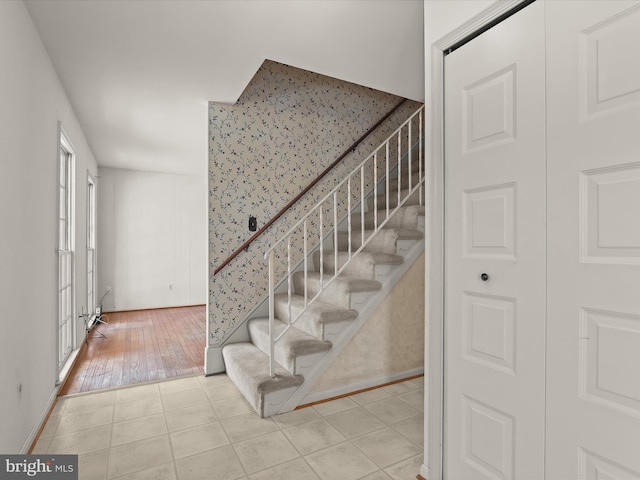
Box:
209 60 421 348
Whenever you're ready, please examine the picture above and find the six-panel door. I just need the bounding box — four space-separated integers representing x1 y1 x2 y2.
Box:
546 1 640 477
444 2 546 478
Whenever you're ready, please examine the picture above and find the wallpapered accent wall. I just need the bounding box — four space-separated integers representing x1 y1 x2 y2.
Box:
209 59 421 347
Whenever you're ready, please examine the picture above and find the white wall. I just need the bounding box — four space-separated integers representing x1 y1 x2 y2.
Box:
0 0 98 453
98 168 206 312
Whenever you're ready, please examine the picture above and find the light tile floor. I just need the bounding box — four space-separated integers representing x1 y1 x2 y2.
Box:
34 374 424 480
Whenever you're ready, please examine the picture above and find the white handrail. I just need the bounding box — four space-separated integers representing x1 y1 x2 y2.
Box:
264 106 424 377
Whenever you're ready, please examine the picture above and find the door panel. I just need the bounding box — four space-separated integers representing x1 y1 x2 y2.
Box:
546 1 640 478
444 2 546 478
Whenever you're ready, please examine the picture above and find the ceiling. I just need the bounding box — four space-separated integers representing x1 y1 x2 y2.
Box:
25 0 424 176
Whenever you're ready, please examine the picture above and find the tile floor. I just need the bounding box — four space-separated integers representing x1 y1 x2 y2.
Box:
33 374 424 480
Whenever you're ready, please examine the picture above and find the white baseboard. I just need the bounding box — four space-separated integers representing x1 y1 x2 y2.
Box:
21 387 58 454
301 367 424 405
204 346 225 375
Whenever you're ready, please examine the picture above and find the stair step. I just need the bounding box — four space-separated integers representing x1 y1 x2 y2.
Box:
336 228 398 254
351 204 425 231
336 227 423 254
248 318 332 374
274 293 358 340
392 228 424 240
293 272 382 310
313 250 403 280
367 188 422 211
222 342 304 417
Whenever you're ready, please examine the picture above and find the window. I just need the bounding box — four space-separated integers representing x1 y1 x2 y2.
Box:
58 127 75 372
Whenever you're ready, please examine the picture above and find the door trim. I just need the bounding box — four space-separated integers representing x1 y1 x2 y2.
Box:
424 1 531 478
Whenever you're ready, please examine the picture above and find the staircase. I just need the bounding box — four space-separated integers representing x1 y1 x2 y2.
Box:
222 107 425 417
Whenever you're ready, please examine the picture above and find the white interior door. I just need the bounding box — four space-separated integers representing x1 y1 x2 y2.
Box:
546 1 640 478
443 2 546 478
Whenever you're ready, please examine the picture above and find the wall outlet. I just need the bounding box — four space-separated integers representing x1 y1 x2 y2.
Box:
106 286 112 294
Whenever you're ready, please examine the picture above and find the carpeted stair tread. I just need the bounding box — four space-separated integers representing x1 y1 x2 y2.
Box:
222 342 304 417
274 293 358 339
313 250 404 273
248 318 332 373
368 188 421 210
336 229 398 254
336 227 422 253
294 272 382 295
294 273 382 310
392 228 424 240
274 293 358 324
351 205 425 230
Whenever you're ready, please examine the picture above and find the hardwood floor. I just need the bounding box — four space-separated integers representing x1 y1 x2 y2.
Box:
59 305 206 396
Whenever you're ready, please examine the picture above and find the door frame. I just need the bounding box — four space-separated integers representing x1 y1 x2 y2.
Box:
424 1 531 478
